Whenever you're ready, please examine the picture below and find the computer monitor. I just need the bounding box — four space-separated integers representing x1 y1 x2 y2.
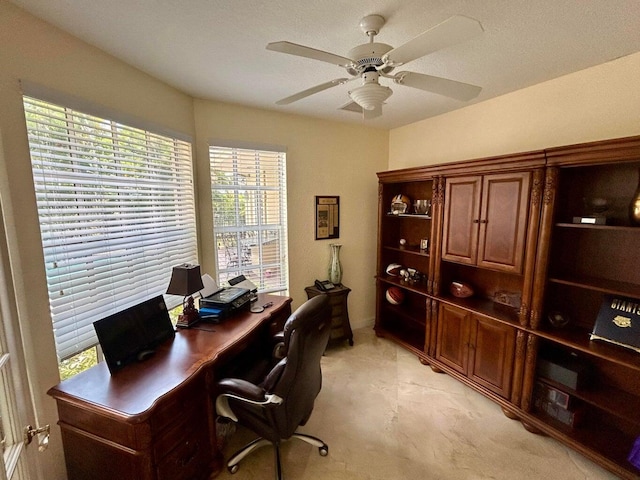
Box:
93 295 175 374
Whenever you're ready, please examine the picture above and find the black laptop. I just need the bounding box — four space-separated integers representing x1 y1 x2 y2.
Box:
93 295 175 374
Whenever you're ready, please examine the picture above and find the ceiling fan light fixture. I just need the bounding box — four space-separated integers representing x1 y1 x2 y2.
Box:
349 82 392 110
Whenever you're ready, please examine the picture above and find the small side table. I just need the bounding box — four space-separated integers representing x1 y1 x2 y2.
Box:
305 284 353 346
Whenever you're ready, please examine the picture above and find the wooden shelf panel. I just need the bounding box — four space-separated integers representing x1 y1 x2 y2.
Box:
530 410 638 475
538 377 640 426
534 327 640 372
376 318 426 355
377 275 429 296
385 213 432 220
383 245 430 257
556 222 640 231
548 275 640 298
432 294 521 327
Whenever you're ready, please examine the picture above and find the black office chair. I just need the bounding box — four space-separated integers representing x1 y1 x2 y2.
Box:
215 295 332 479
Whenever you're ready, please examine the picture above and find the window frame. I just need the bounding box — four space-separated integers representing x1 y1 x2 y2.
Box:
209 144 289 295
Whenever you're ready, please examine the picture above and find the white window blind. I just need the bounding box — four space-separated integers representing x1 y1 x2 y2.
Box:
210 145 288 294
23 96 198 361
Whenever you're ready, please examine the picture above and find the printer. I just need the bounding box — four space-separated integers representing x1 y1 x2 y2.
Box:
198 274 256 322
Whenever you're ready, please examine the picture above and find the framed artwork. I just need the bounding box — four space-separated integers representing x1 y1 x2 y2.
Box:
315 196 340 240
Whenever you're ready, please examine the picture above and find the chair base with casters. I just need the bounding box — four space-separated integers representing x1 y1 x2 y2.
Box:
215 295 333 480
226 432 328 477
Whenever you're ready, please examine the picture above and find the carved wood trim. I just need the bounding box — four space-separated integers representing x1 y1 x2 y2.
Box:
521 334 539 412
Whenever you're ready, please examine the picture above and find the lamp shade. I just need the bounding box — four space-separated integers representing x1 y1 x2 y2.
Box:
349 82 392 111
166 264 204 297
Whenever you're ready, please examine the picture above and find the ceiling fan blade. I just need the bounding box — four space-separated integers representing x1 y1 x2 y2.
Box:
275 78 350 105
267 41 354 67
384 15 482 67
394 71 481 101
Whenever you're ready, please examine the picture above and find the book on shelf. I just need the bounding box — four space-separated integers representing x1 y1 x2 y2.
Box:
590 294 640 353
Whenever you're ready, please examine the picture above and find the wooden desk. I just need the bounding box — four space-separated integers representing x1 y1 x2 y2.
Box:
47 294 292 480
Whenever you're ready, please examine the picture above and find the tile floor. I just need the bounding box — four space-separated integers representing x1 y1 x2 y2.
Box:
215 327 619 479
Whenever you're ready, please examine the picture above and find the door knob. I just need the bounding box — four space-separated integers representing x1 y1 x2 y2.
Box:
24 424 50 452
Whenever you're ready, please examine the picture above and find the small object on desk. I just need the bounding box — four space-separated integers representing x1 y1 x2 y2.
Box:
305 284 353 346
250 301 273 314
399 238 407 247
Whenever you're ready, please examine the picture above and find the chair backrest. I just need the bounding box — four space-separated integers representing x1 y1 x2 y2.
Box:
265 295 331 439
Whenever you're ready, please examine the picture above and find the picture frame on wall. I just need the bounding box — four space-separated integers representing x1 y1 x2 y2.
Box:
315 196 340 240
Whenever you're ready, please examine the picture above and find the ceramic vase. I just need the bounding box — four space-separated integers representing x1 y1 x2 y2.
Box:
328 243 342 285
630 168 640 226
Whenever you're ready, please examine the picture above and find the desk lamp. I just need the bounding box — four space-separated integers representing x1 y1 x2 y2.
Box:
166 263 204 328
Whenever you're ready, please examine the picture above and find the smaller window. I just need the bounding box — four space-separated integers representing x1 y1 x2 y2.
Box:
209 145 288 294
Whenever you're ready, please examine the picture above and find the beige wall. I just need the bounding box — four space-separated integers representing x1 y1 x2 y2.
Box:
389 51 640 168
0 3 195 478
193 99 387 318
0 3 386 478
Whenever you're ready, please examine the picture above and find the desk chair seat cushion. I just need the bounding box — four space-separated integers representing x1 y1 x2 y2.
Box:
216 295 331 444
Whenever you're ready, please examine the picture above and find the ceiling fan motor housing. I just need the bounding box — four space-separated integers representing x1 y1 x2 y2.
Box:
346 43 394 75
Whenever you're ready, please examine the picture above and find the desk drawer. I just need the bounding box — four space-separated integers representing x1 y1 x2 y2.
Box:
153 401 207 459
151 376 204 435
156 428 209 480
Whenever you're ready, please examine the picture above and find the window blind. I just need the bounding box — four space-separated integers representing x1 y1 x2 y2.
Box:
209 145 288 294
23 96 198 361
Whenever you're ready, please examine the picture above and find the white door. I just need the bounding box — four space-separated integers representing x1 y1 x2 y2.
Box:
0 206 44 480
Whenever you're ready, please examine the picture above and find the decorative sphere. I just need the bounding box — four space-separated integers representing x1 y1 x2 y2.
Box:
385 287 405 305
399 238 407 246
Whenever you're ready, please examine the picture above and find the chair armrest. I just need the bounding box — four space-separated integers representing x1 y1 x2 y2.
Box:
215 378 283 422
217 378 265 402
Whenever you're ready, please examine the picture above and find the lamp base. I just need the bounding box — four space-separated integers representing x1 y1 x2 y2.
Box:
176 310 200 328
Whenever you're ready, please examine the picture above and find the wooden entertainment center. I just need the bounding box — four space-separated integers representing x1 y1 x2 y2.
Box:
375 135 640 479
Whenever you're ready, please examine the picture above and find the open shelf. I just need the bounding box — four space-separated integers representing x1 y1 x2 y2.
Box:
556 222 640 231
377 275 429 296
537 376 640 427
547 275 640 298
386 213 432 220
383 245 429 257
433 293 521 328
534 326 640 372
377 302 426 355
530 409 638 475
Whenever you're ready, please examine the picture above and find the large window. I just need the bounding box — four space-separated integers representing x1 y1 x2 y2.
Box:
209 145 288 294
23 96 198 363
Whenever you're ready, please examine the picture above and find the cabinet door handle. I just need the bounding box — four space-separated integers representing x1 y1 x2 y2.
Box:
480 219 488 224
473 219 480 223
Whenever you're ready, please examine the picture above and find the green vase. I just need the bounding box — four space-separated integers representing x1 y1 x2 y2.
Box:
328 244 342 285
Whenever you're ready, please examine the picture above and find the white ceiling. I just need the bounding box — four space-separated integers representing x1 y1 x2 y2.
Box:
10 0 640 129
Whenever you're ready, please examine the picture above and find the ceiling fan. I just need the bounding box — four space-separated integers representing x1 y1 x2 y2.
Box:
266 14 484 119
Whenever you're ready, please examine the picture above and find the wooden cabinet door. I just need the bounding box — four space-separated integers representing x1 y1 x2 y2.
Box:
441 176 481 265
467 315 516 399
435 303 470 375
477 172 530 273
